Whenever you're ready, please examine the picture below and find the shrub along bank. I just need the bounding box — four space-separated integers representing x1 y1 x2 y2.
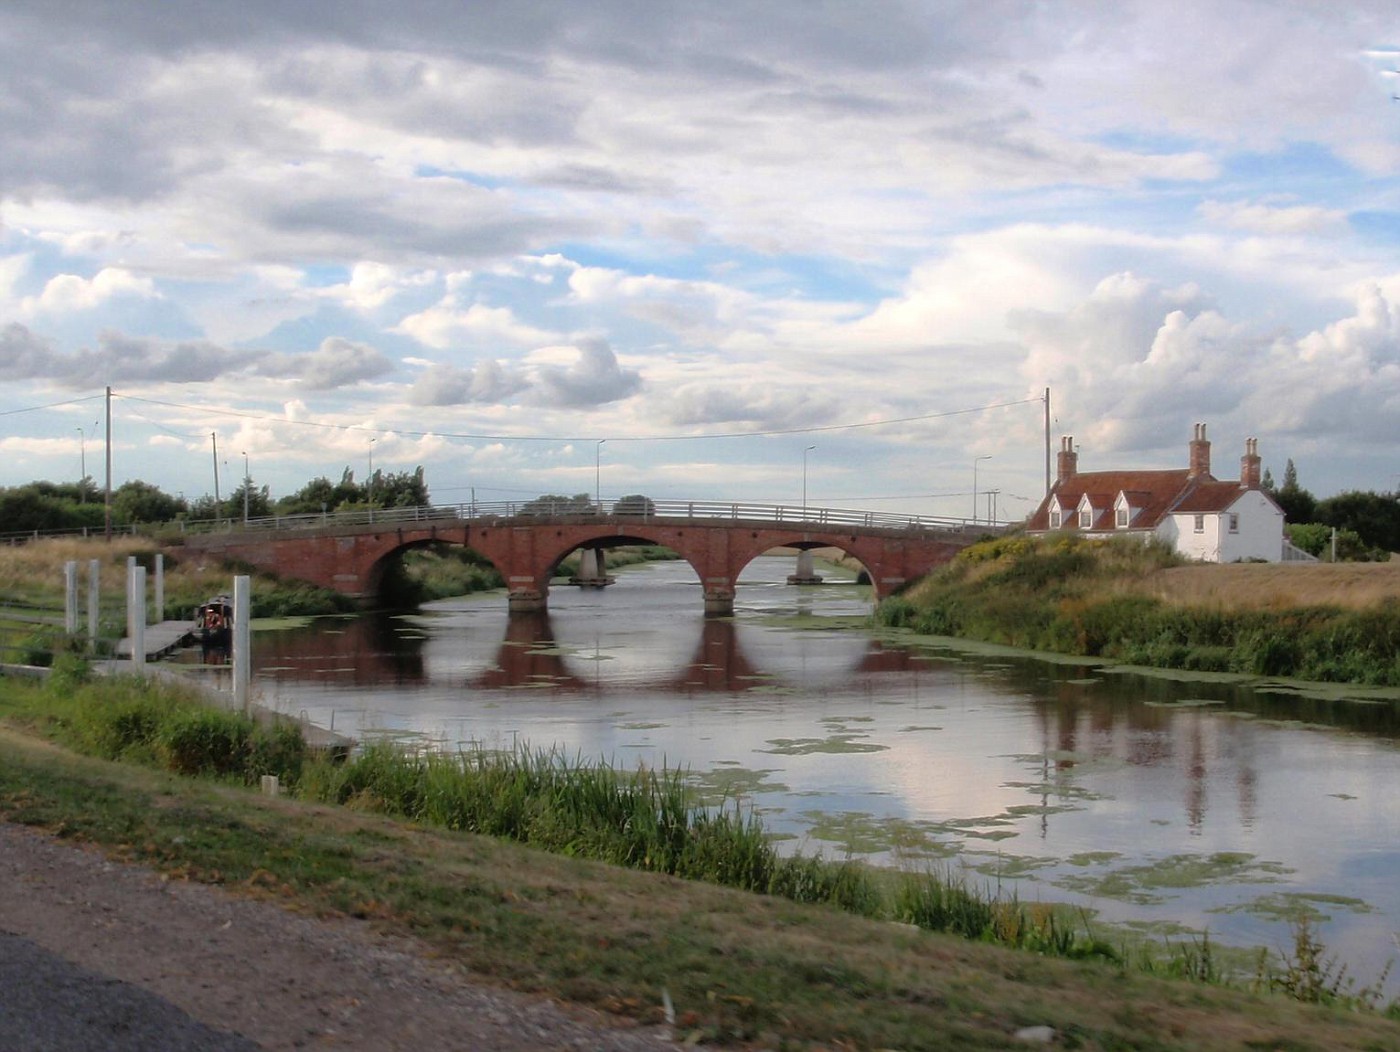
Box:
878 535 1400 686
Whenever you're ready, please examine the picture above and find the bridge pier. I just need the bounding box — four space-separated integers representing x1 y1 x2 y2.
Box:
786 549 824 585
703 584 735 617
570 546 615 588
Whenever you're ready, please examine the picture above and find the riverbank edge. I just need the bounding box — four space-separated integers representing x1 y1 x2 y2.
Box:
2 704 1399 1048
877 537 1400 689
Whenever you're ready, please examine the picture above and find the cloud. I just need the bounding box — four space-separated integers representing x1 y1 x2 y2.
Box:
395 300 558 350
257 336 397 390
530 338 642 408
21 267 157 316
1198 199 1350 237
408 359 529 406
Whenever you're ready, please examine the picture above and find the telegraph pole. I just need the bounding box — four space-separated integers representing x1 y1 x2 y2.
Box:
104 386 112 540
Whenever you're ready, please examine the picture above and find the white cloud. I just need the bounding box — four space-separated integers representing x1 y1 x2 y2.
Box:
21 267 157 315
1198 199 1350 237
395 300 558 350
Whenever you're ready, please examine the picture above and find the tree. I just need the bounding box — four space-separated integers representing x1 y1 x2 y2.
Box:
274 470 363 516
519 493 594 516
1314 490 1400 554
111 480 187 525
1274 458 1316 524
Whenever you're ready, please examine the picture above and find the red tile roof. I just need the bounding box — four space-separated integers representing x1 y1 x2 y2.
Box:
1028 468 1265 533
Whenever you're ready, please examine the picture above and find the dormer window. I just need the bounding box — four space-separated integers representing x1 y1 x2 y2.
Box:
1049 509 1062 528
1079 508 1092 528
1116 508 1128 527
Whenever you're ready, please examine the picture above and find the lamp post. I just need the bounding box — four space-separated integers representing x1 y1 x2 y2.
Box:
75 427 86 503
595 439 607 513
368 438 376 524
242 451 250 525
972 455 992 523
802 445 816 520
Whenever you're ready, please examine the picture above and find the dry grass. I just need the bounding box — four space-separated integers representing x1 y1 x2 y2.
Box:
0 537 235 619
1135 562 1400 611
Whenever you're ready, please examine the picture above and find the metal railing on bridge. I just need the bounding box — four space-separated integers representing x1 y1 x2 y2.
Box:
0 499 1010 546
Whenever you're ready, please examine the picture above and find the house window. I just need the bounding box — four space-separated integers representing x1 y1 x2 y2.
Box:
1116 508 1128 527
1079 508 1092 528
1193 514 1205 533
1229 513 1239 533
1049 510 1061 528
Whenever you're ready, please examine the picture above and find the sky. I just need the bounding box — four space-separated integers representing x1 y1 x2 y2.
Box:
2 1 1399 523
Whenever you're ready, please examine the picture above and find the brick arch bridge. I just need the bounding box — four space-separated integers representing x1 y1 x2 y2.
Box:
176 500 997 616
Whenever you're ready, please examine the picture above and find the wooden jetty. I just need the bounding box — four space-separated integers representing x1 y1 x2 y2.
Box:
115 619 196 661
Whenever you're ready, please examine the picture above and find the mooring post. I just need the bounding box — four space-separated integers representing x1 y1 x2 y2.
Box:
63 561 78 636
127 563 146 669
153 553 164 623
233 575 251 715
87 559 100 649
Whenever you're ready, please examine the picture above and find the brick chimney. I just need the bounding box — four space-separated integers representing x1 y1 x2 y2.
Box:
1240 437 1261 489
1188 423 1211 478
1056 436 1078 485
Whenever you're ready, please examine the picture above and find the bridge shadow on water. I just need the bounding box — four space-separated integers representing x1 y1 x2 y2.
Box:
250 605 930 695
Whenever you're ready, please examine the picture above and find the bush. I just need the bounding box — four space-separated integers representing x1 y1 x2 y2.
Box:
157 708 254 777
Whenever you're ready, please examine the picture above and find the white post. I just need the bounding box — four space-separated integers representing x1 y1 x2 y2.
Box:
233 575 251 714
87 559 100 647
153 554 164 623
64 561 78 636
127 564 146 669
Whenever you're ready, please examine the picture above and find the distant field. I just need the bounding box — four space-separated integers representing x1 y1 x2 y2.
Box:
1136 561 1400 610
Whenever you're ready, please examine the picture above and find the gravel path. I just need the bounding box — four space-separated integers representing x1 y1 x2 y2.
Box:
0 823 678 1051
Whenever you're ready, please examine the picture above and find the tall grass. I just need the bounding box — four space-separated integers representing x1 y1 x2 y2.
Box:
881 536 1400 686
3 659 307 783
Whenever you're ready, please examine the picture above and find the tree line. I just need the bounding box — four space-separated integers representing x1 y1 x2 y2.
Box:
1265 460 1398 561
0 467 431 535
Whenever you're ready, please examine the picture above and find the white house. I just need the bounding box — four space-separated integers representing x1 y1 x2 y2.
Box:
1026 424 1287 562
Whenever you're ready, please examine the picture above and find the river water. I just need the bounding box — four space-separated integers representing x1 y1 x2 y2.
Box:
247 555 1400 990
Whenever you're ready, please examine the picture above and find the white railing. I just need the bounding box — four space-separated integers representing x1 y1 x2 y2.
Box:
1 500 1012 545
212 498 1001 536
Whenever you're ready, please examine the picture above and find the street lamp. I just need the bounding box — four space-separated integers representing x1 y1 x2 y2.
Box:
242 451 250 525
802 445 816 520
75 427 86 503
972 455 992 523
368 438 376 524
595 439 607 513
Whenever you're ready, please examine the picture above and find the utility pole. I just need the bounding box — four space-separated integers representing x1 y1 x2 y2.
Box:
1044 387 1051 499
104 386 112 540
211 432 221 525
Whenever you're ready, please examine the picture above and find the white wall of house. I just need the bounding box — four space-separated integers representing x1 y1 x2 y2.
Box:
1159 490 1283 562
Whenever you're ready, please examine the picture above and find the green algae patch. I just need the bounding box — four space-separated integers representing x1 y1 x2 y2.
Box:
686 765 790 804
761 734 888 755
795 810 958 859
1212 891 1376 922
1054 853 1294 906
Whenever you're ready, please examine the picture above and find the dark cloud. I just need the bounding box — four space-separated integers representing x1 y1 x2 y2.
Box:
531 338 641 408
0 323 59 380
0 325 243 385
408 359 528 406
255 336 396 390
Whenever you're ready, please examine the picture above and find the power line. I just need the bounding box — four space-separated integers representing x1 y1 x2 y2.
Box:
0 394 105 417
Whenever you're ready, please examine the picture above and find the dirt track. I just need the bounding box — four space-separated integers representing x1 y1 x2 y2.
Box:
0 822 676 1051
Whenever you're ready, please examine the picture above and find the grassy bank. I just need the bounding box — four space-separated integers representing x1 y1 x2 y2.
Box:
2 668 1398 1048
879 536 1400 686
